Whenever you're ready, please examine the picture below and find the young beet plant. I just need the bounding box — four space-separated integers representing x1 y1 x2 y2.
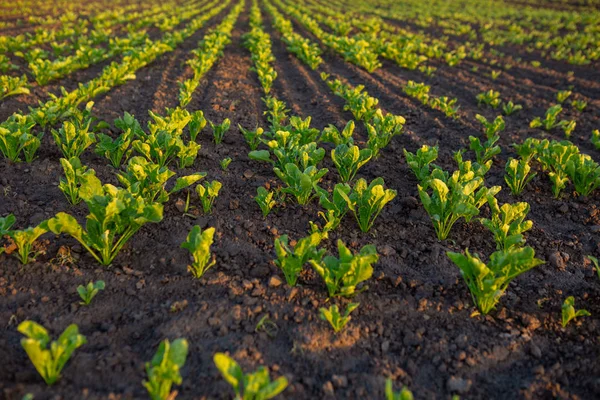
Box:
385 379 414 400
0 113 42 162
561 296 590 327
504 157 536 196
447 247 543 315
214 352 288 400
196 180 222 213
209 118 231 145
18 321 86 385
143 338 189 400
59 157 102 205
274 233 325 286
255 187 276 217
480 196 533 250
0 214 48 264
274 163 328 205
340 178 396 232
317 183 351 231
331 143 372 183
181 225 216 279
46 184 163 266
319 303 359 333
404 145 439 183
309 240 378 297
77 280 105 305
470 114 503 164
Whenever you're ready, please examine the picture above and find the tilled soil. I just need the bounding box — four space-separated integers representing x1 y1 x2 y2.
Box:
0 2 599 400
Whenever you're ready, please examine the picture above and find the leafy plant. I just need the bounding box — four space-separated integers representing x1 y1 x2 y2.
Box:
502 101 522 116
470 115 503 164
340 178 396 232
593 130 600 150
189 110 207 142
403 145 439 182
309 240 378 297
213 352 288 400
255 187 276 217
196 180 222 213
447 247 543 314
0 214 48 264
562 120 576 138
181 225 216 279
209 118 230 145
561 296 590 327
480 196 533 250
51 120 95 159
331 143 372 183
477 89 501 109
504 158 536 196
274 163 328 205
530 105 569 131
319 303 359 332
320 120 355 146
273 233 325 286
95 129 134 168
385 379 414 400
143 338 189 400
77 280 105 305
365 110 405 156
239 125 264 150
59 157 102 205
0 113 41 162
317 183 351 231
571 99 587 112
556 90 572 104
220 157 232 171
18 321 86 385
565 153 600 196
587 255 600 279
46 184 163 266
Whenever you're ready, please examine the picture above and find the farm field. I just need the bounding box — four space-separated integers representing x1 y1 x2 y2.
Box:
0 0 599 398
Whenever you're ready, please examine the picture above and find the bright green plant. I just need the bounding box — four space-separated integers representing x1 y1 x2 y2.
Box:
447 247 543 315
385 379 414 400
0 74 30 100
365 110 405 156
339 178 396 232
556 90 572 104
274 163 328 205
470 115 503 164
181 225 216 279
196 180 222 213
562 120 576 138
51 120 95 159
480 196 533 250
18 321 86 385
213 352 288 400
318 183 351 231
220 157 232 171
534 139 579 197
143 338 189 400
571 99 587 112
418 168 501 240
309 240 378 297
565 153 600 196
0 214 48 264
0 113 41 162
320 120 355 146
319 303 359 333
504 158 536 196
403 145 439 182
591 130 600 150
209 118 230 144
502 101 522 116
561 296 590 327
239 125 264 150
59 157 102 205
255 187 276 217
189 110 207 141
587 255 599 279
77 280 105 305
331 143 372 183
476 89 501 108
530 105 568 131
46 184 163 266
95 129 134 168
273 233 325 286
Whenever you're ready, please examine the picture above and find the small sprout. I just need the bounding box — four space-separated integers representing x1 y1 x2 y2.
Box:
587 255 600 279
220 157 232 171
504 158 536 196
143 338 189 400
490 70 501 80
591 130 600 150
77 280 105 305
319 303 359 332
196 180 222 213
476 89 501 109
181 225 216 279
209 118 231 145
274 233 325 287
561 296 590 327
255 315 279 338
239 125 264 150
562 120 576 138
385 379 414 400
571 99 587 112
189 110 206 142
255 186 276 217
502 101 522 116
18 321 86 385
0 214 48 264
214 353 288 400
556 90 572 104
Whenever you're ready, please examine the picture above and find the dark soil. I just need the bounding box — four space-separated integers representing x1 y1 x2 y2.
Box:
0 1 599 400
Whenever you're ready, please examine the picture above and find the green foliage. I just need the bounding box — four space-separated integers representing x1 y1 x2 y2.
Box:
593 130 600 150
18 321 86 385
476 89 501 109
274 163 328 205
529 105 570 131
309 240 378 297
504 158 536 196
571 99 587 112
320 120 355 146
587 255 600 280
0 113 41 162
209 118 230 144
556 90 572 104
447 247 543 314
181 225 216 279
480 196 533 250
502 101 522 116
470 115 503 164
51 120 95 159
561 296 590 327
0 214 48 264
143 338 189 400
77 280 105 305
331 143 372 183
239 125 264 150
189 110 206 142
213 352 288 400
385 379 414 400
318 183 351 231
95 129 134 168
319 303 359 332
340 178 396 232
404 145 439 182
196 180 222 213
365 110 405 156
255 187 276 217
59 157 102 205
565 153 600 196
46 184 163 265
0 74 30 100
418 167 500 240
273 233 325 286
220 157 232 171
